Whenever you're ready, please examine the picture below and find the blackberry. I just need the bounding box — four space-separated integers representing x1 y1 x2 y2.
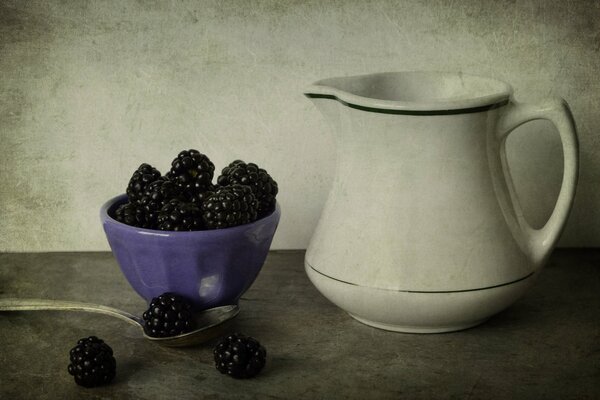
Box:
157 199 203 231
142 292 194 337
214 333 266 379
182 183 217 206
126 163 161 204
167 149 215 202
114 202 153 228
67 336 116 388
201 184 258 229
217 160 278 217
140 178 183 225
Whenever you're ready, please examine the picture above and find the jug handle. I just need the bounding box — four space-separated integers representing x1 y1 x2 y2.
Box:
494 98 579 266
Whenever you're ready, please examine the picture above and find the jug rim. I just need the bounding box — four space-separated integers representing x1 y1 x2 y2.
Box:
304 71 513 115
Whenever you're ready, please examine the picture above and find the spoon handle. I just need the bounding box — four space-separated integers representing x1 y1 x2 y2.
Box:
0 298 144 327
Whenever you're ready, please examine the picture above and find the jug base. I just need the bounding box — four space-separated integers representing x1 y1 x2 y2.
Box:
306 262 537 334
348 313 489 333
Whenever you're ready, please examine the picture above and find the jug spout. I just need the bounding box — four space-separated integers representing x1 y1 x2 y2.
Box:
304 71 512 115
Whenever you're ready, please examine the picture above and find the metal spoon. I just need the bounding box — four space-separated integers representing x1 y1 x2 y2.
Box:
0 298 239 347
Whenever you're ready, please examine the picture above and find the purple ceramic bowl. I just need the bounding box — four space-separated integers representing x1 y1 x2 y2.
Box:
100 194 280 310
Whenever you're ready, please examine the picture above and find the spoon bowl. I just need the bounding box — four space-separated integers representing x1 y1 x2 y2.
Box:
0 298 239 347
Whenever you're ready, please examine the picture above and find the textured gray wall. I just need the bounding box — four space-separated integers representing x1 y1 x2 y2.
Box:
1 0 599 251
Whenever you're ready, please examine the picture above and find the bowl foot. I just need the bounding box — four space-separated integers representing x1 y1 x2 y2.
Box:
348 313 489 334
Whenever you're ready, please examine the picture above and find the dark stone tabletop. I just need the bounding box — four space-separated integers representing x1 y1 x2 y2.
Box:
0 250 598 399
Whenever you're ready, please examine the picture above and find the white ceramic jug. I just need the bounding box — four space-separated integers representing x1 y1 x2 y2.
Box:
304 71 578 333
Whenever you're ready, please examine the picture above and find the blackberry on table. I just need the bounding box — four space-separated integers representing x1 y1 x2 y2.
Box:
217 160 278 217
114 202 153 229
167 149 215 202
201 184 258 229
67 336 116 388
214 333 266 379
157 199 203 231
126 163 161 204
142 292 194 338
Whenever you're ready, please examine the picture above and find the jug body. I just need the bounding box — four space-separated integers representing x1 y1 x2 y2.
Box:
304 72 578 332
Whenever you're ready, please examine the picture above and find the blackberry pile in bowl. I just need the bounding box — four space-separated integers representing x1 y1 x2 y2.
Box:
100 149 281 310
114 150 278 231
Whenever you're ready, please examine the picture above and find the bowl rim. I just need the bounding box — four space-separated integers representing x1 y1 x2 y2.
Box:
100 193 281 237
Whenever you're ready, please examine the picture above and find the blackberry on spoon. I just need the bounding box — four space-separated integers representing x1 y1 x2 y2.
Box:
142 292 194 338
